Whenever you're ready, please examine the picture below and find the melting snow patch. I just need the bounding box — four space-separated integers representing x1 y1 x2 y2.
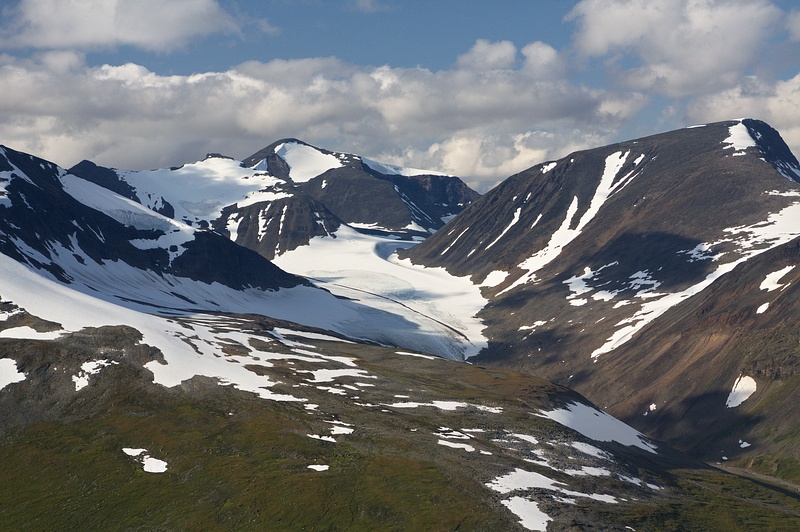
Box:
0 358 25 389
726 375 757 408
570 441 610 459
536 402 657 453
122 448 168 473
0 326 64 339
487 467 619 504
502 496 552 531
563 466 611 477
437 439 475 452
308 464 329 472
325 420 354 435
307 434 336 443
760 266 794 292
739 440 751 448
481 269 509 288
72 359 119 391
722 121 756 154
302 368 375 383
756 303 769 314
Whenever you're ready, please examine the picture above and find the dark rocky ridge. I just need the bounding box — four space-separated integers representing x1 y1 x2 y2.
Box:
2 145 303 291
402 119 800 483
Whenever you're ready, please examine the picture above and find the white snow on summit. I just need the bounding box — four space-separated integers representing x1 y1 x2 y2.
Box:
722 121 756 154
275 142 343 182
116 156 285 222
361 157 453 177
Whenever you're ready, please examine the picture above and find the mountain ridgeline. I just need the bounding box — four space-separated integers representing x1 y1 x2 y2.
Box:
3 120 800 529
70 138 479 261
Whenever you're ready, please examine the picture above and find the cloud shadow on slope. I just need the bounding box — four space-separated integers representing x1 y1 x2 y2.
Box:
577 231 718 294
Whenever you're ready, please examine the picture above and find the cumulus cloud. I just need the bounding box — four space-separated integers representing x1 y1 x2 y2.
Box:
0 0 237 51
789 11 800 41
0 43 645 191
456 39 517 70
351 0 393 13
567 0 782 97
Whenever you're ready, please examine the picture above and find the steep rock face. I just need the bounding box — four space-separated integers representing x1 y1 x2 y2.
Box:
403 119 800 477
243 138 479 237
0 145 303 295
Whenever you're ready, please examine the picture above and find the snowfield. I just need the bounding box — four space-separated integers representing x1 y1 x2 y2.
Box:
273 224 488 360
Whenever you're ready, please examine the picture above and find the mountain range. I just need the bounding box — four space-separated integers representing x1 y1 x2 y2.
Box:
2 120 800 530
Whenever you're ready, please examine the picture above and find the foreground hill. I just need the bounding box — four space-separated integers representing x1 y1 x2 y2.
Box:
404 118 800 482
3 316 800 530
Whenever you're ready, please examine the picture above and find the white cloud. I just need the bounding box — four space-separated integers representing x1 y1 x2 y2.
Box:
0 43 645 191
376 129 616 191
789 11 800 41
456 39 517 71
351 0 392 13
567 0 782 97
521 41 565 80
0 0 237 51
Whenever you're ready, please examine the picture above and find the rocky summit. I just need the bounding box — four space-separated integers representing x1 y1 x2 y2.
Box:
2 123 800 530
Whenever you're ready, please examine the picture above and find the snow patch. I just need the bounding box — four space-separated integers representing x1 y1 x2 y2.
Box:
276 142 343 182
437 439 475 452
536 401 657 453
122 448 168 473
481 270 509 288
0 326 63 340
722 121 756 154
501 496 552 531
726 375 757 408
485 207 522 250
362 157 452 177
760 266 794 292
72 359 119 391
0 358 25 389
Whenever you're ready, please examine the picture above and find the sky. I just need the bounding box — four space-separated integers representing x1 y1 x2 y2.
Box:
1 0 799 192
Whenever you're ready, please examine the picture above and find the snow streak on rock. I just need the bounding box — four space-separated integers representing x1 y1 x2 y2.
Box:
592 199 800 359
501 151 641 294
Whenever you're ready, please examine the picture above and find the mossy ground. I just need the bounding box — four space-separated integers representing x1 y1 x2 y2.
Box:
2 332 800 530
